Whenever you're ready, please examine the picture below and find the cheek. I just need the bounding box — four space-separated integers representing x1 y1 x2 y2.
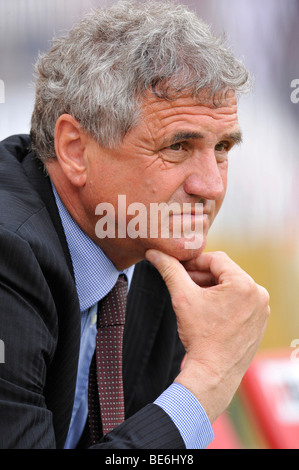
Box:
219 162 228 191
214 167 227 212
214 198 225 216
222 170 228 193
135 171 179 204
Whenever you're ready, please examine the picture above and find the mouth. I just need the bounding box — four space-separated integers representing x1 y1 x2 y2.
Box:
166 198 212 215
169 207 211 224
169 212 208 228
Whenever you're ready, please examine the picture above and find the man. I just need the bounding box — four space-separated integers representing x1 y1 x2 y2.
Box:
0 0 270 449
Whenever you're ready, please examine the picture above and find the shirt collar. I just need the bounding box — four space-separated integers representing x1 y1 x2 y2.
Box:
51 184 135 312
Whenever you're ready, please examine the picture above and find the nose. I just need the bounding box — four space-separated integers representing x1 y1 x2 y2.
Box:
183 152 225 200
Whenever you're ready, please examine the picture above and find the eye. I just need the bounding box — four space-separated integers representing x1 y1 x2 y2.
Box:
215 141 230 152
161 141 189 163
168 142 184 151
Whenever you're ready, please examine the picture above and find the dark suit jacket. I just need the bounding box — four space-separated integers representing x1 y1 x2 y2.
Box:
0 134 185 449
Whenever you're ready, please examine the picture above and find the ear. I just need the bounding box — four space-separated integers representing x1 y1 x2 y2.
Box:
54 114 88 187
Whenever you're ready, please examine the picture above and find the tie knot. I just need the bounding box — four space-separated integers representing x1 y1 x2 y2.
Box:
97 274 127 328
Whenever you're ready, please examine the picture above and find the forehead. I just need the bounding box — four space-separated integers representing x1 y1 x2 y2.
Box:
138 90 240 143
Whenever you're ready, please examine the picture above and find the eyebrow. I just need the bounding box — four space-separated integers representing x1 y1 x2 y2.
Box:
221 130 243 145
169 129 243 146
170 131 204 145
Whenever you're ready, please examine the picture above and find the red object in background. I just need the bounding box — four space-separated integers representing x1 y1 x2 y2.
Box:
207 412 242 449
239 349 299 449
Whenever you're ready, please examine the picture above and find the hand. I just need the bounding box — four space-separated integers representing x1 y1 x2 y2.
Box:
145 249 270 423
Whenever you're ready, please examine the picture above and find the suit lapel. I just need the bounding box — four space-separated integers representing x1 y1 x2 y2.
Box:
22 151 80 448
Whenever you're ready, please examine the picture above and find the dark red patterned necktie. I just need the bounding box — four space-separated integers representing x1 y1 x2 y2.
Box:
88 274 127 443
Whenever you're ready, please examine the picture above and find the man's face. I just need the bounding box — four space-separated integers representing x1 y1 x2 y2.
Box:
83 89 241 266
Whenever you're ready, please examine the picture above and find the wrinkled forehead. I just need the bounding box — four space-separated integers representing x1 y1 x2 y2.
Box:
143 84 237 105
140 86 237 116
137 88 240 139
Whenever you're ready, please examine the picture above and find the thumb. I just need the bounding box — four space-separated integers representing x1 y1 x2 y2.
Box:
145 249 195 295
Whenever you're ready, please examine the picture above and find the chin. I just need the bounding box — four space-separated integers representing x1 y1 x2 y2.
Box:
145 236 207 262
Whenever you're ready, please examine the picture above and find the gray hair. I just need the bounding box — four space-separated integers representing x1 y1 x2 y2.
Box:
30 0 251 161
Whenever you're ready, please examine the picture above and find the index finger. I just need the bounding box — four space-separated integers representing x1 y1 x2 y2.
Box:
182 251 243 282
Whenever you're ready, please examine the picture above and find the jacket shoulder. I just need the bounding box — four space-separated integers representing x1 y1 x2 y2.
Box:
0 134 46 232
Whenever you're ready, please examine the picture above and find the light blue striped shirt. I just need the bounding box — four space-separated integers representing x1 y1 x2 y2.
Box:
51 185 214 449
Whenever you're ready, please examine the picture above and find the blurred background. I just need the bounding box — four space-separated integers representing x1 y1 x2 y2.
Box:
0 0 298 449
